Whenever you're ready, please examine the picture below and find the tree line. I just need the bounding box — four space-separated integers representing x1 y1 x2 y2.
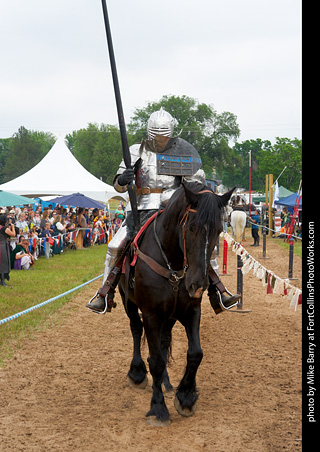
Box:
0 95 301 192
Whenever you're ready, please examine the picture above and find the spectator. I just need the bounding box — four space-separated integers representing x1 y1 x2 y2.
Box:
65 211 73 225
40 209 50 230
281 207 291 231
111 216 122 235
69 212 77 227
92 215 105 244
84 208 90 224
33 211 42 232
0 214 16 286
115 205 125 221
28 210 35 227
75 207 87 249
61 208 68 220
40 221 53 258
10 238 34 270
50 211 57 224
28 228 39 260
9 209 17 222
65 222 75 232
15 212 29 238
52 214 65 254
250 209 260 247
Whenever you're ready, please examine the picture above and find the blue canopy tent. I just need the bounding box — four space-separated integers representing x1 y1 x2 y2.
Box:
46 193 106 209
274 191 302 212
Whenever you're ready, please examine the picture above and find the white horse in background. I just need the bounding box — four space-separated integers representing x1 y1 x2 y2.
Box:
229 195 247 243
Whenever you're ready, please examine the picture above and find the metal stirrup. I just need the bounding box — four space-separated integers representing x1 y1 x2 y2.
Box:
217 289 240 311
217 290 251 314
87 291 108 315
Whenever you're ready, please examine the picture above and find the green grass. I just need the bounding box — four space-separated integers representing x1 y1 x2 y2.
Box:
276 237 302 258
0 244 107 365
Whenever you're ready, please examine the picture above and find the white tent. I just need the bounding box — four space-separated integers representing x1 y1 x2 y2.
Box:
0 137 126 204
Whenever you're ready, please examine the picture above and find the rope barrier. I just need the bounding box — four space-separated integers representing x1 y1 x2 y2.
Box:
0 274 103 326
222 232 302 311
246 219 302 241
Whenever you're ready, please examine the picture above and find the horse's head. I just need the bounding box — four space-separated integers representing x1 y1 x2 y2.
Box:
177 182 234 298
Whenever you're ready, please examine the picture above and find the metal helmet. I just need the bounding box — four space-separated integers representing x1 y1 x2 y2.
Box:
147 107 176 139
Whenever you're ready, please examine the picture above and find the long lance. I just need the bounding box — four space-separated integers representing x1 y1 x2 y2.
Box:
101 0 140 229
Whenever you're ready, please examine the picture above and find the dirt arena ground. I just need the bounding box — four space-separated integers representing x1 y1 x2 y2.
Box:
0 237 302 451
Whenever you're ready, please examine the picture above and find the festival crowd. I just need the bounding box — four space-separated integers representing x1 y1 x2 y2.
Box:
0 202 126 285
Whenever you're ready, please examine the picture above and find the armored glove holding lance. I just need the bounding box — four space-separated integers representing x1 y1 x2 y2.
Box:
117 168 135 186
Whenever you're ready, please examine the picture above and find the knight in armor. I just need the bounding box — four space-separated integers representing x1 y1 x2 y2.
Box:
86 108 240 314
231 195 247 212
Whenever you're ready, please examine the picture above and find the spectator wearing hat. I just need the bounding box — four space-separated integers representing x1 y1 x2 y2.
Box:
9 209 17 222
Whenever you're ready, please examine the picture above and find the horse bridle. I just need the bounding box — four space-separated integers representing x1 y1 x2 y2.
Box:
134 189 213 291
152 206 194 290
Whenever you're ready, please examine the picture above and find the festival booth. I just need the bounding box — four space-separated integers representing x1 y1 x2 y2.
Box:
252 186 294 204
0 137 126 204
274 192 302 210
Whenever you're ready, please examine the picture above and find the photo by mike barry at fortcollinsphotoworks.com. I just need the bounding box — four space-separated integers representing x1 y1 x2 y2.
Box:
304 221 317 427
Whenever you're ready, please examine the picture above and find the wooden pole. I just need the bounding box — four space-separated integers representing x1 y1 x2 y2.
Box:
265 174 269 211
100 0 140 231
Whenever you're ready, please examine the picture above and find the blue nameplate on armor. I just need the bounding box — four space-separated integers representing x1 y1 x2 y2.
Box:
156 154 202 176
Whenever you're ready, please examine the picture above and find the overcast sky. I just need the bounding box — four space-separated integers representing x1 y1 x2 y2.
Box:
1 0 301 144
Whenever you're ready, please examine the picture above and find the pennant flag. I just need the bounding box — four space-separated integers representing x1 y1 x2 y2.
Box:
267 274 273 294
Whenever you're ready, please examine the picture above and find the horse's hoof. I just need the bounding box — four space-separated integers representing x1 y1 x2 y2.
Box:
146 415 171 427
161 383 175 398
174 396 197 417
127 375 148 389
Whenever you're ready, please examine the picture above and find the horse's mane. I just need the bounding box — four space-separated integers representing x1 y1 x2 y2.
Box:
164 181 224 237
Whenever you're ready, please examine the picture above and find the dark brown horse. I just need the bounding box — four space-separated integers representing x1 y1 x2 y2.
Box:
119 180 233 426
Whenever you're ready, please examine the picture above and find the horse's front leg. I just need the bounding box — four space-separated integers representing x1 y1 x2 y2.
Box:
124 298 148 388
143 315 171 426
175 303 203 417
160 318 176 396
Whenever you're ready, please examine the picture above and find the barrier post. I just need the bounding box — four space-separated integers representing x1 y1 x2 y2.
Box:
262 226 267 257
288 237 297 280
237 254 243 309
222 239 228 275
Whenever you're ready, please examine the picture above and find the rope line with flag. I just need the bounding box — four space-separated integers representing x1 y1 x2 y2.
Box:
222 232 302 311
